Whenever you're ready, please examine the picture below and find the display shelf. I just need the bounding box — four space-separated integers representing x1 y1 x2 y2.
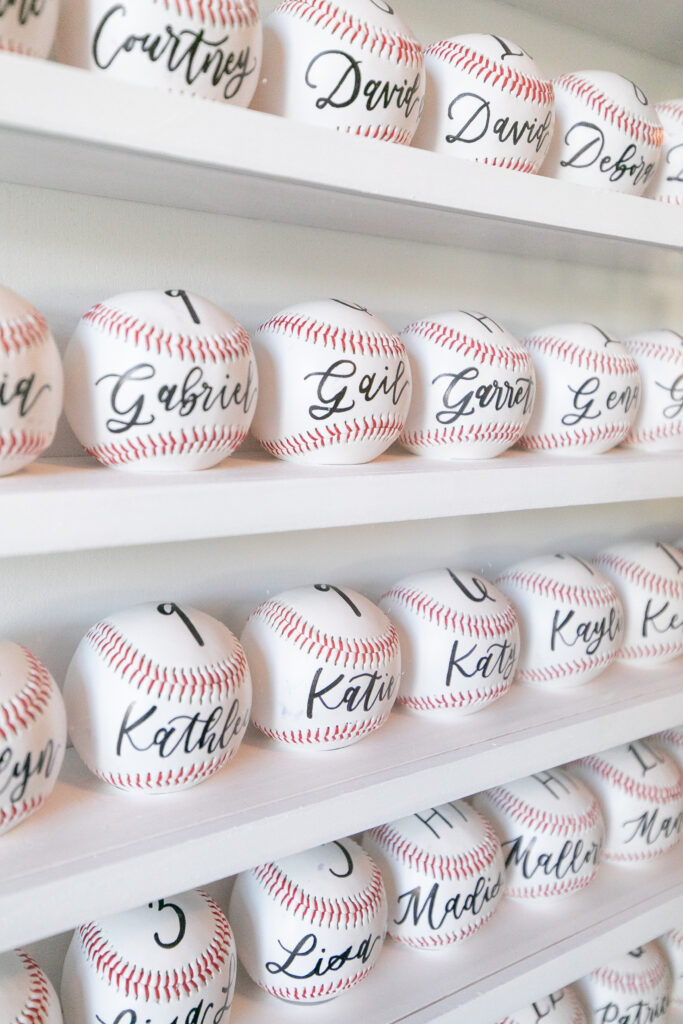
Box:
0 56 681 274
2 447 683 557
231 848 683 1024
1 660 680 951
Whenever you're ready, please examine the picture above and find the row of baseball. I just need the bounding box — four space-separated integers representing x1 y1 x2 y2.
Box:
3 284 682 477
2 2 681 204
3 735 682 1021
1 536 681 838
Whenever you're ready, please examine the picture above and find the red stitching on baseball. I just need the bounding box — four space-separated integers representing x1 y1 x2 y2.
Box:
401 422 526 449
85 620 248 704
624 338 683 365
252 855 384 928
342 123 414 145
0 646 54 742
392 916 486 947
83 303 252 363
655 194 682 205
16 950 52 1024
506 873 596 899
656 727 683 752
555 74 664 147
656 100 683 127
579 753 682 803
0 39 39 55
625 420 683 446
524 333 639 375
518 423 632 450
93 753 238 792
275 0 423 67
154 0 259 28
85 424 248 466
260 415 403 458
516 649 615 684
496 568 618 608
0 793 47 833
0 429 52 461
484 786 602 836
591 956 669 995
257 963 378 1002
369 816 500 881
253 714 388 746
593 552 683 599
0 309 49 355
258 312 405 358
382 584 517 638
479 154 539 173
616 639 683 660
402 320 532 372
427 39 553 105
398 680 511 711
604 841 680 864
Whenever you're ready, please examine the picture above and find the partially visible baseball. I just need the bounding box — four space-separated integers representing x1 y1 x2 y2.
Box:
652 726 683 770
413 33 554 173
593 540 683 665
520 323 641 454
229 837 387 1003
380 568 519 713
472 766 605 900
61 889 236 1024
660 929 683 1007
253 0 424 144
250 299 411 464
398 310 535 458
543 71 663 195
495 986 588 1024
645 100 683 205
64 602 251 793
0 283 63 476
64 290 257 471
620 330 683 451
241 583 400 749
363 799 505 949
0 0 59 57
56 0 262 106
496 554 624 688
0 641 66 837
0 949 63 1024
572 739 682 864
575 943 672 1024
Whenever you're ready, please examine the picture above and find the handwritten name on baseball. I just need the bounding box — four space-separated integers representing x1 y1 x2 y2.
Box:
503 833 602 882
307 667 396 720
445 93 552 153
95 362 256 434
560 123 658 187
663 141 683 184
305 50 422 120
560 376 639 427
622 807 682 847
0 738 61 805
94 983 234 1024
550 605 622 656
92 4 258 101
656 374 683 419
592 995 669 1024
0 373 52 417
394 873 502 932
433 369 534 424
116 698 248 760
265 931 382 981
640 598 682 640
0 0 46 24
305 358 409 421
446 637 518 686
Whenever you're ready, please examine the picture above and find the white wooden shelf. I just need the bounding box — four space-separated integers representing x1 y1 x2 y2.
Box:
1 660 680 951
2 447 682 557
0 55 681 274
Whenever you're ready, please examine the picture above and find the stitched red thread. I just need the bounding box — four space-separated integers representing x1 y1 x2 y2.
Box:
0 646 54 742
16 951 52 1024
253 714 388 746
517 649 615 683
524 333 639 375
626 420 683 446
398 680 511 710
484 786 602 836
369 817 500 881
0 793 46 833
401 422 526 449
506 873 595 899
252 857 384 928
480 154 539 172
94 753 235 791
591 956 669 995
656 101 683 126
342 123 414 145
0 429 52 461
85 424 248 466
624 338 683 365
604 844 678 864
261 415 403 457
579 754 682 803
393 916 487 947
402 320 532 372
556 74 664 147
496 568 618 607
519 423 632 450
258 312 405 357
593 552 683 599
427 39 553 105
382 584 517 637
0 310 49 355
154 0 260 27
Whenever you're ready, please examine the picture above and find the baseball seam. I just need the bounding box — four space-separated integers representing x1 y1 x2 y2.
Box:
656 101 683 127
591 956 669 995
257 312 405 357
480 154 540 172
16 951 52 1024
369 816 500 881
516 648 616 684
555 74 664 147
0 793 46 834
579 753 682 803
518 423 633 451
617 639 683 661
401 320 532 372
342 123 414 145
257 963 378 1001
656 194 683 205
154 0 260 28
495 568 618 607
656 728 683 751
84 424 248 466
93 752 237 792
259 414 403 458
524 333 639 375
624 338 683 365
398 679 511 711
625 420 683 446
593 552 683 599
0 429 52 461
506 872 597 899
253 714 388 746
604 841 680 863
401 422 526 449
427 39 553 105
483 785 602 836
0 647 54 742
0 310 49 355
392 915 489 947
252 856 384 928
381 584 517 638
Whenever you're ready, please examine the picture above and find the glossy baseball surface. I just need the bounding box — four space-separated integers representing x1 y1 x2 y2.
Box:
0 0 60 57
652 726 683 770
0 949 63 1024
621 330 683 451
660 929 683 1007
644 100 683 204
495 986 588 1024
575 943 672 1023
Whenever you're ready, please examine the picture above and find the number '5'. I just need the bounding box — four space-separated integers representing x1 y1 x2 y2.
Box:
149 899 187 949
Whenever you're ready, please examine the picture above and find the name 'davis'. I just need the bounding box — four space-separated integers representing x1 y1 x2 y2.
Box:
550 605 622 656
593 996 669 1024
305 359 409 421
621 806 682 847
96 362 257 434
560 122 658 187
444 92 553 153
433 368 534 424
0 737 62 805
92 4 258 101
0 0 46 24
0 372 52 417
503 833 602 881
116 698 248 760
93 982 234 1024
305 50 422 120
306 667 396 720
266 931 383 982
561 376 640 427
394 873 503 932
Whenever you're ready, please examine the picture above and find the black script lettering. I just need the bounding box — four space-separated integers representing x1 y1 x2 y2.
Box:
394 873 502 930
447 569 495 604
157 603 205 645
503 833 601 880
446 636 518 686
165 288 200 324
305 358 408 420
329 841 354 878
622 807 682 846
116 699 248 759
628 740 665 776
490 34 527 60
550 605 622 655
605 382 639 414
331 299 370 314
641 598 683 639
95 977 233 1024
0 373 51 417
555 553 595 574
314 584 362 617
561 376 601 425
594 995 669 1023
561 122 656 185
305 49 420 119
446 92 489 144
657 374 683 419
533 993 565 1018
532 771 571 800
96 363 156 433
0 738 61 804
414 803 468 838
434 369 534 425
0 0 46 25
664 141 683 182
265 931 382 980
306 667 396 719
492 109 552 154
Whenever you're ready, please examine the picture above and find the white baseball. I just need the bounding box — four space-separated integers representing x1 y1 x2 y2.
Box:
379 568 519 714
64 290 257 471
250 298 411 464
645 100 683 205
0 641 66 837
542 71 663 195
252 0 424 145
0 949 63 1024
412 33 554 173
496 554 624 688
241 583 400 749
593 540 683 665
0 283 63 477
572 739 682 864
620 330 683 451
575 943 672 1024
472 767 606 901
398 310 536 458
660 929 683 1007
519 323 641 454
55 0 262 106
228 837 387 1003
61 889 236 1024
64 602 251 793
651 726 683 770
0 0 59 57
495 987 588 1024
362 799 505 949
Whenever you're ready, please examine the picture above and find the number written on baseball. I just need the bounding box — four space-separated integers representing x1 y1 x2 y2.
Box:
0 737 62 806
593 995 669 1024
447 571 496 604
91 4 258 102
304 50 422 120
0 0 46 24
329 841 354 878
0 373 52 417
150 899 187 949
445 93 552 154
116 697 248 761
157 603 205 646
627 741 666 777
560 123 658 187
165 289 201 324
393 871 502 932
314 585 362 617
560 377 639 427
306 667 396 720
433 369 534 425
265 930 383 982
304 359 409 421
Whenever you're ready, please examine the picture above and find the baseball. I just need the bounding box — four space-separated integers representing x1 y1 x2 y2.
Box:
660 929 683 1007
64 602 251 793
252 0 425 145
0 949 63 1024
363 799 505 949
575 943 672 1023
651 726 683 769
64 289 257 471
0 641 66 837
0 0 59 57
379 568 519 714
228 837 387 1003
495 553 624 688
398 310 535 458
593 540 683 665
495 987 588 1024
519 323 641 455
412 33 554 173
250 298 411 464
472 766 606 900
572 739 682 864
645 100 683 205
0 283 63 477
241 583 400 749
543 71 663 195
55 0 262 106
620 330 683 451
61 888 236 1024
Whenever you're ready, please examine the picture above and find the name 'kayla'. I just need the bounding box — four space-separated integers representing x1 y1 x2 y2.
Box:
550 605 622 656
